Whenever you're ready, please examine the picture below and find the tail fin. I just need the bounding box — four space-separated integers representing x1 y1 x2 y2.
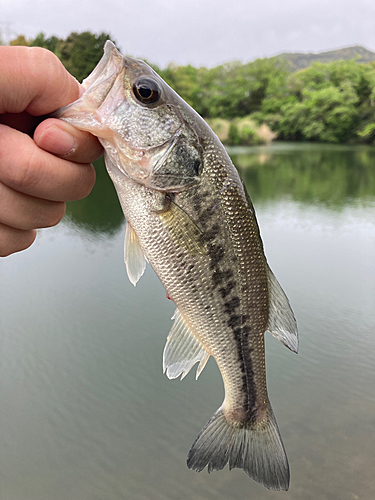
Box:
187 406 289 491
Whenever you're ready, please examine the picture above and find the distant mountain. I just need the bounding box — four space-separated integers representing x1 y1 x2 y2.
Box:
276 46 375 71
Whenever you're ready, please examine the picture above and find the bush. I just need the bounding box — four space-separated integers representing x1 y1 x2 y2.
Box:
205 118 230 142
207 116 273 146
227 123 242 145
357 123 375 143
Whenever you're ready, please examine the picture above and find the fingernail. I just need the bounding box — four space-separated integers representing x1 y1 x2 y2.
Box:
35 124 77 156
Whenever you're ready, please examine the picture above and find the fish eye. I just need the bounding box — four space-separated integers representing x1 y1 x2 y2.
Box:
133 78 161 105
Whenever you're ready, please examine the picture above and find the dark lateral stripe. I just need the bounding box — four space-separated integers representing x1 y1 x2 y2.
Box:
190 186 259 423
232 325 257 422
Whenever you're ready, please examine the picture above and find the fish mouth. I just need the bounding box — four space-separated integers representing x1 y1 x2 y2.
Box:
52 41 125 130
81 40 123 93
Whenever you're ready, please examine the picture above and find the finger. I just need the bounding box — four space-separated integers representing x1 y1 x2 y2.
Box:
0 124 96 202
34 118 103 164
0 182 66 230
0 223 36 257
0 46 81 115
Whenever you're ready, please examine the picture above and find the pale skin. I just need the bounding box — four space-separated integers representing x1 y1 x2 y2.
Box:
0 46 103 257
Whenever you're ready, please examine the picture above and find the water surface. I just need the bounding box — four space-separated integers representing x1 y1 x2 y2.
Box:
1 142 374 500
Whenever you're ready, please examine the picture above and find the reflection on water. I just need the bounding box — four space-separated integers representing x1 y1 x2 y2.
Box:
1 143 375 500
230 142 375 207
65 142 375 238
65 157 123 236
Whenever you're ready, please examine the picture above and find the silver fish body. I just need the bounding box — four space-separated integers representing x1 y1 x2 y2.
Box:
56 42 298 490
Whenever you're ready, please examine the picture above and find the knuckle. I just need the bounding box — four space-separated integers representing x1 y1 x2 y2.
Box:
20 230 37 252
0 229 36 257
0 246 11 257
29 47 62 73
46 202 66 227
29 46 53 58
31 201 66 229
81 165 96 197
70 164 96 201
10 148 39 192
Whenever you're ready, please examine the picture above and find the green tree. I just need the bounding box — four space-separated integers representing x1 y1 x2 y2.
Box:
159 64 212 117
10 34 29 46
259 60 375 142
29 32 60 53
56 31 115 82
277 82 359 142
27 30 116 83
200 58 289 119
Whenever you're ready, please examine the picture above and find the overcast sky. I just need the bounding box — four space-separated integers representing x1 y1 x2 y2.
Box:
1 0 375 67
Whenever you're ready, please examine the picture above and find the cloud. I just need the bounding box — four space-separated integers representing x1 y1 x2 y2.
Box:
1 0 375 66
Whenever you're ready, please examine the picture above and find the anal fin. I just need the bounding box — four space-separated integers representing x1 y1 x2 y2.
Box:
163 309 210 380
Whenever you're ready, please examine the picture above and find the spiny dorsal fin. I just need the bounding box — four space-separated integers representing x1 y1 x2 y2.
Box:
163 309 210 380
266 267 298 353
124 221 147 286
157 199 207 256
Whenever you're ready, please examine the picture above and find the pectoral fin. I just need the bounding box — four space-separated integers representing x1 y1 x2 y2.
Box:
157 198 207 256
163 309 210 380
124 222 147 286
266 267 298 353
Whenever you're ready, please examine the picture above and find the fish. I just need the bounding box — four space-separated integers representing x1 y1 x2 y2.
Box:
55 41 298 491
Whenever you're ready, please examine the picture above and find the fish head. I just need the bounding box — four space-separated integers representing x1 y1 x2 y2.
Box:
56 41 203 192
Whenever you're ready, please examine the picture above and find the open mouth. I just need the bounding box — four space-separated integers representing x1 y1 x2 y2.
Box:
52 41 125 128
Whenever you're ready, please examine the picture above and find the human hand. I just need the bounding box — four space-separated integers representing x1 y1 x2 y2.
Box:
0 46 103 257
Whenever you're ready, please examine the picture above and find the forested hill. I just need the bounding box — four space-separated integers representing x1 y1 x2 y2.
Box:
277 46 375 71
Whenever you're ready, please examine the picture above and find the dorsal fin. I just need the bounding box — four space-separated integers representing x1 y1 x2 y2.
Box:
266 267 298 353
163 309 210 380
124 222 147 286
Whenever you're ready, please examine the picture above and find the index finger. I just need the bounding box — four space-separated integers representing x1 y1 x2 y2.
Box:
0 46 81 116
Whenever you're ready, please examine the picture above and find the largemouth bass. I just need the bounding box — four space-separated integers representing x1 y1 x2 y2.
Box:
56 41 298 490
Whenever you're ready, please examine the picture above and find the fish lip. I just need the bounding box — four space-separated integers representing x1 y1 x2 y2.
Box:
51 41 125 120
81 40 124 92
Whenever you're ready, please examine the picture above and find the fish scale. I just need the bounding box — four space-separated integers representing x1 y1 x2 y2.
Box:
177 143 270 418
56 40 298 491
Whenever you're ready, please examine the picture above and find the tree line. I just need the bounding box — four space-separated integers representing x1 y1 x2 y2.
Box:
9 31 375 144
10 31 114 84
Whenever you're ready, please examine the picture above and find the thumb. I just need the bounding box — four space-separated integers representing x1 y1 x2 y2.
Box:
34 118 103 164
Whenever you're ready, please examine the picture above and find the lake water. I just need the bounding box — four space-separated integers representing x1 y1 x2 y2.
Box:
1 142 374 500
